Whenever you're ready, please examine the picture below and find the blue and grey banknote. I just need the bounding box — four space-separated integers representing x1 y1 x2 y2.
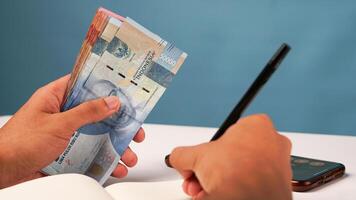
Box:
42 8 187 184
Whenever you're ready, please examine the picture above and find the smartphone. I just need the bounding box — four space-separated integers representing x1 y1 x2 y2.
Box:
291 155 345 192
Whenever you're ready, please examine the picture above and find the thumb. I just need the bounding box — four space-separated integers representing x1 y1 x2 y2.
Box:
169 143 206 172
58 96 120 131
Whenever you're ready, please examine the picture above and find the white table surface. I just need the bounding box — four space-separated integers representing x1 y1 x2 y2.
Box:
1 116 355 199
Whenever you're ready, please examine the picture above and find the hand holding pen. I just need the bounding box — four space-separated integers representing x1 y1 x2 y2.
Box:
165 44 293 200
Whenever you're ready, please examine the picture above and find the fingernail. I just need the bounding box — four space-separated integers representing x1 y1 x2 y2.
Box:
104 96 119 110
165 154 172 168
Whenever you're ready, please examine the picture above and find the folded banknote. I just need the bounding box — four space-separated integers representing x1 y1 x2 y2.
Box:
42 7 187 184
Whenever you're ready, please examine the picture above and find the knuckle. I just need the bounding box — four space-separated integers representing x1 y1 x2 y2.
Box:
238 113 272 127
252 113 274 127
34 86 46 96
280 134 292 150
28 87 48 103
253 113 271 122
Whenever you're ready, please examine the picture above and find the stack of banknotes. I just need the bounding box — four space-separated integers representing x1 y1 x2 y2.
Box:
42 7 187 184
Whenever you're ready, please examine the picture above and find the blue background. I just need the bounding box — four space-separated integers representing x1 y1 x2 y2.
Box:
0 0 356 135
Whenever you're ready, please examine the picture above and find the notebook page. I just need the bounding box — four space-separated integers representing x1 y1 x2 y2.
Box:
105 180 190 200
0 174 113 200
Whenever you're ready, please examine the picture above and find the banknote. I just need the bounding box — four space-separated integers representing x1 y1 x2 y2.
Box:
42 7 187 184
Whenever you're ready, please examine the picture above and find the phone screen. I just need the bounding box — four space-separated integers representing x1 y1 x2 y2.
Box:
291 156 344 181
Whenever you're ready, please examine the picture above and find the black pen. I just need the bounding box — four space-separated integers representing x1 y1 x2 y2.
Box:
165 43 291 167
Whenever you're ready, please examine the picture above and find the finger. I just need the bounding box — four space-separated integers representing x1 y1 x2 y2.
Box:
169 143 206 171
43 74 71 100
174 169 195 182
194 190 207 200
133 128 145 143
186 176 203 197
58 96 120 132
181 170 194 179
111 163 128 178
121 147 138 167
182 176 202 196
182 179 189 194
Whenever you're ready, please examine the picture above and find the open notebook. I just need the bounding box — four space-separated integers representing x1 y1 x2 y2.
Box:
0 174 190 200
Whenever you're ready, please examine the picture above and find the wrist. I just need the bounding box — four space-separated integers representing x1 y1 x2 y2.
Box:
0 128 20 188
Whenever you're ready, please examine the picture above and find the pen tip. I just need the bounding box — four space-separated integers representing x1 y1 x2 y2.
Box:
165 154 173 168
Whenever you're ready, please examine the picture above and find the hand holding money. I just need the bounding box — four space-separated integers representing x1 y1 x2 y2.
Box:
0 75 145 188
42 7 187 183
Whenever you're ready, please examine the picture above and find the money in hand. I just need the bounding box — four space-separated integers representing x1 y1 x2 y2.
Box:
42 7 187 184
